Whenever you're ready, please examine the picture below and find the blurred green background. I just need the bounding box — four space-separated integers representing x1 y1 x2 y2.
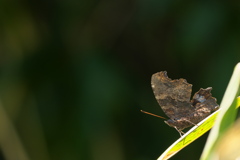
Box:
0 0 240 160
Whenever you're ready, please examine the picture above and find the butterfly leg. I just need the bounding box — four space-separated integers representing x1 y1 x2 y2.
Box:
174 126 185 136
184 119 199 127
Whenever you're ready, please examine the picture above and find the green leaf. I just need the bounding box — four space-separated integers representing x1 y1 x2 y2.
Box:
158 110 219 160
200 63 240 160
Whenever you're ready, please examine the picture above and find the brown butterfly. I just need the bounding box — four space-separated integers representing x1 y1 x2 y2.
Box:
142 71 219 136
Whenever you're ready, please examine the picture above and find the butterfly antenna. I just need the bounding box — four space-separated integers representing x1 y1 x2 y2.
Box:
140 110 166 119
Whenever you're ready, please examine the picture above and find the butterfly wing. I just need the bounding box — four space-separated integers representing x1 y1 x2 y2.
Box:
151 71 194 120
191 87 219 116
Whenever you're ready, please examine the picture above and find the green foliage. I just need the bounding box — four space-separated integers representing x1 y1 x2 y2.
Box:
201 63 240 160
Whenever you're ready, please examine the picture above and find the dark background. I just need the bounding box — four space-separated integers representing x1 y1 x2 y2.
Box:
0 0 239 160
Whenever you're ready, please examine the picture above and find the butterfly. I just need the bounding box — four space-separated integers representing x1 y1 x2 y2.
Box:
146 71 219 135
